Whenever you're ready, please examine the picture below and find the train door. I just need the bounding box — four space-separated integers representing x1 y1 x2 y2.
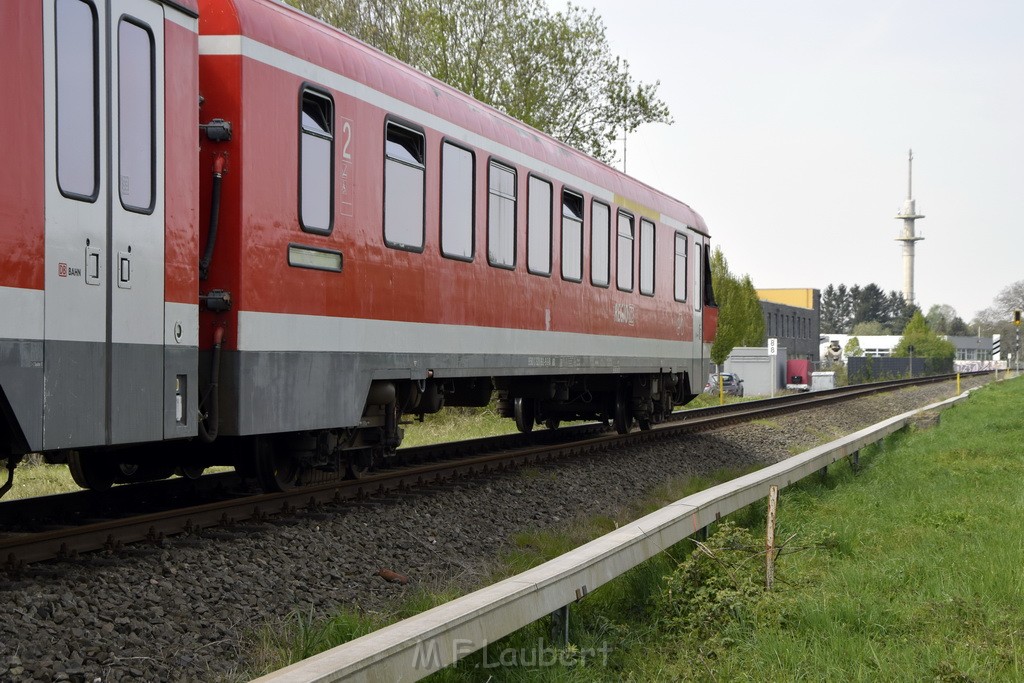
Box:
43 0 166 449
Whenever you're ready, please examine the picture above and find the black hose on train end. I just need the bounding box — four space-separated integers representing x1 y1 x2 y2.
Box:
199 154 226 281
198 326 224 444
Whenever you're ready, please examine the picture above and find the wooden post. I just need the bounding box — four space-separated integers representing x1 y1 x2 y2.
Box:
766 485 778 591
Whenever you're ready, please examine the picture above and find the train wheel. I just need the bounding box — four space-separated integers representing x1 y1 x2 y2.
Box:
613 391 632 435
514 398 535 433
253 437 299 492
346 449 374 479
68 452 115 491
176 464 206 480
638 418 652 431
544 418 561 430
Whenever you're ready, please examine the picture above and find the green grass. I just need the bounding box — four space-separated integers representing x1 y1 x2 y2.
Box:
624 376 1024 681
400 404 520 448
2 456 78 500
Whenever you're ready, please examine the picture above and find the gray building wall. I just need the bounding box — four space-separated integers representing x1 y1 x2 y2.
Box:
760 292 821 361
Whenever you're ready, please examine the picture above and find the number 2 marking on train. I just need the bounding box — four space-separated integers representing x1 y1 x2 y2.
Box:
341 120 353 160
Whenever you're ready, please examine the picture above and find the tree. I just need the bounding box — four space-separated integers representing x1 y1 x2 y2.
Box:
973 279 1024 332
287 0 672 163
823 283 919 334
852 283 887 329
948 317 970 336
709 248 766 365
844 336 864 357
821 284 852 333
892 311 955 361
925 303 970 336
851 321 886 335
972 279 1024 361
885 291 914 333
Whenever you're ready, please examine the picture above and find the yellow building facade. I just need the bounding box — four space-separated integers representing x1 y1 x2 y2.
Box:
756 288 817 310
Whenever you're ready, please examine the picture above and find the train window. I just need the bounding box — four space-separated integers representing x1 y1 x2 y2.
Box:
300 88 334 234
590 200 610 287
561 191 583 282
527 175 552 276
703 244 716 307
440 141 474 260
616 211 634 292
487 160 516 268
639 219 655 296
694 243 702 311
55 0 99 201
118 19 155 213
673 232 687 302
384 121 425 250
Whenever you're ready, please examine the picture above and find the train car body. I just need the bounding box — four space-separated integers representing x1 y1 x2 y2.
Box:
0 0 717 492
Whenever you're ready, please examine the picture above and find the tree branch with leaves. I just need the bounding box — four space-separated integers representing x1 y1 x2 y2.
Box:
287 0 672 163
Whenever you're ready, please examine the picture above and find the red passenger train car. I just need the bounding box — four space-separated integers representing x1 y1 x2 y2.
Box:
0 0 718 493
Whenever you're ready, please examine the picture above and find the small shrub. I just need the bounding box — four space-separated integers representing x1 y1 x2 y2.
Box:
658 522 765 642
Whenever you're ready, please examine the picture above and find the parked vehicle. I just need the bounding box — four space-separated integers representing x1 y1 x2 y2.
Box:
704 373 744 397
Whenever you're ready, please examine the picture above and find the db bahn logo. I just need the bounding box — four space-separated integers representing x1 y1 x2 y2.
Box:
57 262 82 278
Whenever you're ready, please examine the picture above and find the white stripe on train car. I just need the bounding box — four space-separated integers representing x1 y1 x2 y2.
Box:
236 309 696 360
0 286 44 341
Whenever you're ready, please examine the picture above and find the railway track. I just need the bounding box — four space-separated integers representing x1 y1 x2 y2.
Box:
0 373 983 570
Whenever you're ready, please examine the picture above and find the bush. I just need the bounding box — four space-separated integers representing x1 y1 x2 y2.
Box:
658 522 765 642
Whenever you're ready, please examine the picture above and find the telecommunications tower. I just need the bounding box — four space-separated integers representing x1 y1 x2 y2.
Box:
895 149 924 305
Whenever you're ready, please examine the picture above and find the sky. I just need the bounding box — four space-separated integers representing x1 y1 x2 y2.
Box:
557 0 1024 322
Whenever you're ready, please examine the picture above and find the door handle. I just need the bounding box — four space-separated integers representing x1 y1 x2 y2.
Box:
117 250 131 289
85 245 101 285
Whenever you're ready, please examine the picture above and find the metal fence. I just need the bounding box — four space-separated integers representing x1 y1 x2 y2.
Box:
847 356 953 384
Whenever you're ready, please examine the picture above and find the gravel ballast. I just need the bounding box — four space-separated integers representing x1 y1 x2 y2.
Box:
0 378 992 681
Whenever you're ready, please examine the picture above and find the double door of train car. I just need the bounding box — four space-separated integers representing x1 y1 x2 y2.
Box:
42 0 166 449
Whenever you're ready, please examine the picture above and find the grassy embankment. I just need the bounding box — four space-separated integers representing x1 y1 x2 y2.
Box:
244 377 1024 681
